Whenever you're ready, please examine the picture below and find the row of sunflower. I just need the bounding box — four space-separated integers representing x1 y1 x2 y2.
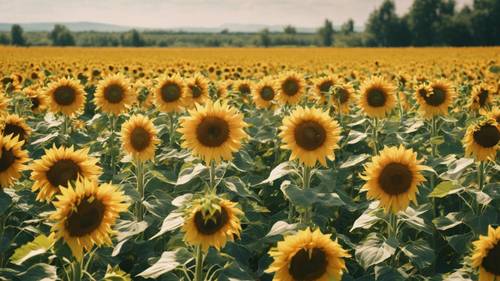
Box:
0 52 498 281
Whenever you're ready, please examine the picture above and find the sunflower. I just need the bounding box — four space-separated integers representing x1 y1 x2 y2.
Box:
182 196 243 252
333 83 355 114
0 134 29 188
313 75 336 104
154 74 187 112
1 114 31 142
463 119 499 161
186 74 210 106
120 115 159 162
277 72 305 105
30 145 102 202
94 74 136 115
266 228 350 281
25 87 48 113
233 80 253 101
279 107 341 167
0 92 9 113
214 81 228 99
45 78 86 116
178 101 247 164
360 146 427 213
358 77 396 118
252 78 277 108
470 83 494 111
414 80 455 118
50 178 129 260
484 107 500 124
471 225 500 281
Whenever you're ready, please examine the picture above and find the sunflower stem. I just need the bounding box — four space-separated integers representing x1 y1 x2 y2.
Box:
71 259 82 281
135 160 145 221
194 245 204 281
372 118 379 155
109 114 117 175
62 115 70 142
387 212 398 240
169 113 175 147
302 165 312 226
209 160 216 193
477 161 485 191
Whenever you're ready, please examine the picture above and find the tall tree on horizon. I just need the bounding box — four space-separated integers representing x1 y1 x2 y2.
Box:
318 19 334 46
11 24 26 46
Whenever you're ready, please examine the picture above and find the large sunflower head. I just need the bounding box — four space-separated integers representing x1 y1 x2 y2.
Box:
1 114 31 142
178 101 247 164
94 74 136 115
471 225 500 281
154 74 187 113
361 146 427 213
50 178 129 260
277 72 305 105
266 228 350 281
0 134 29 189
415 80 455 118
30 145 102 202
279 107 341 167
464 118 500 162
252 77 278 109
359 77 396 118
186 74 210 106
469 83 494 111
45 78 86 117
182 195 243 252
121 114 159 162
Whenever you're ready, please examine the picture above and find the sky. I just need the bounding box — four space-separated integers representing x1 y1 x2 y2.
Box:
0 0 473 28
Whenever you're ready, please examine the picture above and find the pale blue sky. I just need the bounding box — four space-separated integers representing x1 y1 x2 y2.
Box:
0 0 473 28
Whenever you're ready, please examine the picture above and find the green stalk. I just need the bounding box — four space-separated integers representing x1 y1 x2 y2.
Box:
194 245 204 281
71 259 82 281
209 160 216 193
169 113 175 147
302 165 312 226
135 160 145 221
109 114 117 174
477 161 485 191
372 118 379 155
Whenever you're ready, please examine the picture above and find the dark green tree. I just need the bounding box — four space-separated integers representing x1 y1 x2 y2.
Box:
470 0 500 45
130 29 145 47
0 33 10 45
284 25 297 35
259 28 271 47
408 0 441 45
10 24 26 46
340 19 355 35
49 24 75 46
318 19 334 46
365 0 411 46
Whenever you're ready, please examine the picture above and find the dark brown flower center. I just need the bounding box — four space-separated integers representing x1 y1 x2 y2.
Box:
289 248 328 281
421 86 446 106
3 123 26 141
66 196 105 237
0 148 16 173
130 127 151 151
103 84 125 104
367 88 387 107
319 81 333 94
190 84 203 99
46 159 81 188
238 85 251 95
378 162 413 195
336 88 349 104
160 83 181 102
482 242 500 275
31 97 40 110
53 85 77 106
473 124 500 148
260 86 275 101
294 121 327 151
194 207 229 235
478 90 488 107
196 117 230 147
282 78 300 96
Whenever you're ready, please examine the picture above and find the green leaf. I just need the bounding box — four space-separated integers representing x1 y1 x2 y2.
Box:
443 158 474 180
355 233 396 269
16 263 57 281
259 162 292 185
429 181 462 198
374 265 406 281
282 184 344 208
136 249 191 279
433 212 463 231
346 130 367 145
151 211 184 240
430 135 445 145
351 207 383 231
10 234 55 265
401 239 435 269
150 170 175 185
112 220 149 256
0 190 12 215
445 232 473 255
340 154 370 169
176 163 206 185
30 132 59 146
266 221 297 237
399 206 433 234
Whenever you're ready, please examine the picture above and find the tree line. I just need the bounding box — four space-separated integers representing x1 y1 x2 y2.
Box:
1 0 498 47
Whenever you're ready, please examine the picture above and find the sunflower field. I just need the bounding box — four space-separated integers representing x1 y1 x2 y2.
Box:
0 47 499 281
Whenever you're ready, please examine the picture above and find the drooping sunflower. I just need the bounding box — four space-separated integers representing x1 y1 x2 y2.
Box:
120 115 159 162
463 119 500 161
154 74 187 113
414 80 455 118
252 78 278 109
45 78 86 117
313 75 336 104
25 87 48 113
0 134 29 189
360 146 427 213
186 74 210 106
30 145 102 202
277 72 305 105
50 178 129 260
94 74 136 115
358 77 396 118
1 114 31 142
333 83 356 114
469 83 494 111
266 228 350 281
178 101 247 164
471 225 500 281
182 196 243 252
279 107 341 167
